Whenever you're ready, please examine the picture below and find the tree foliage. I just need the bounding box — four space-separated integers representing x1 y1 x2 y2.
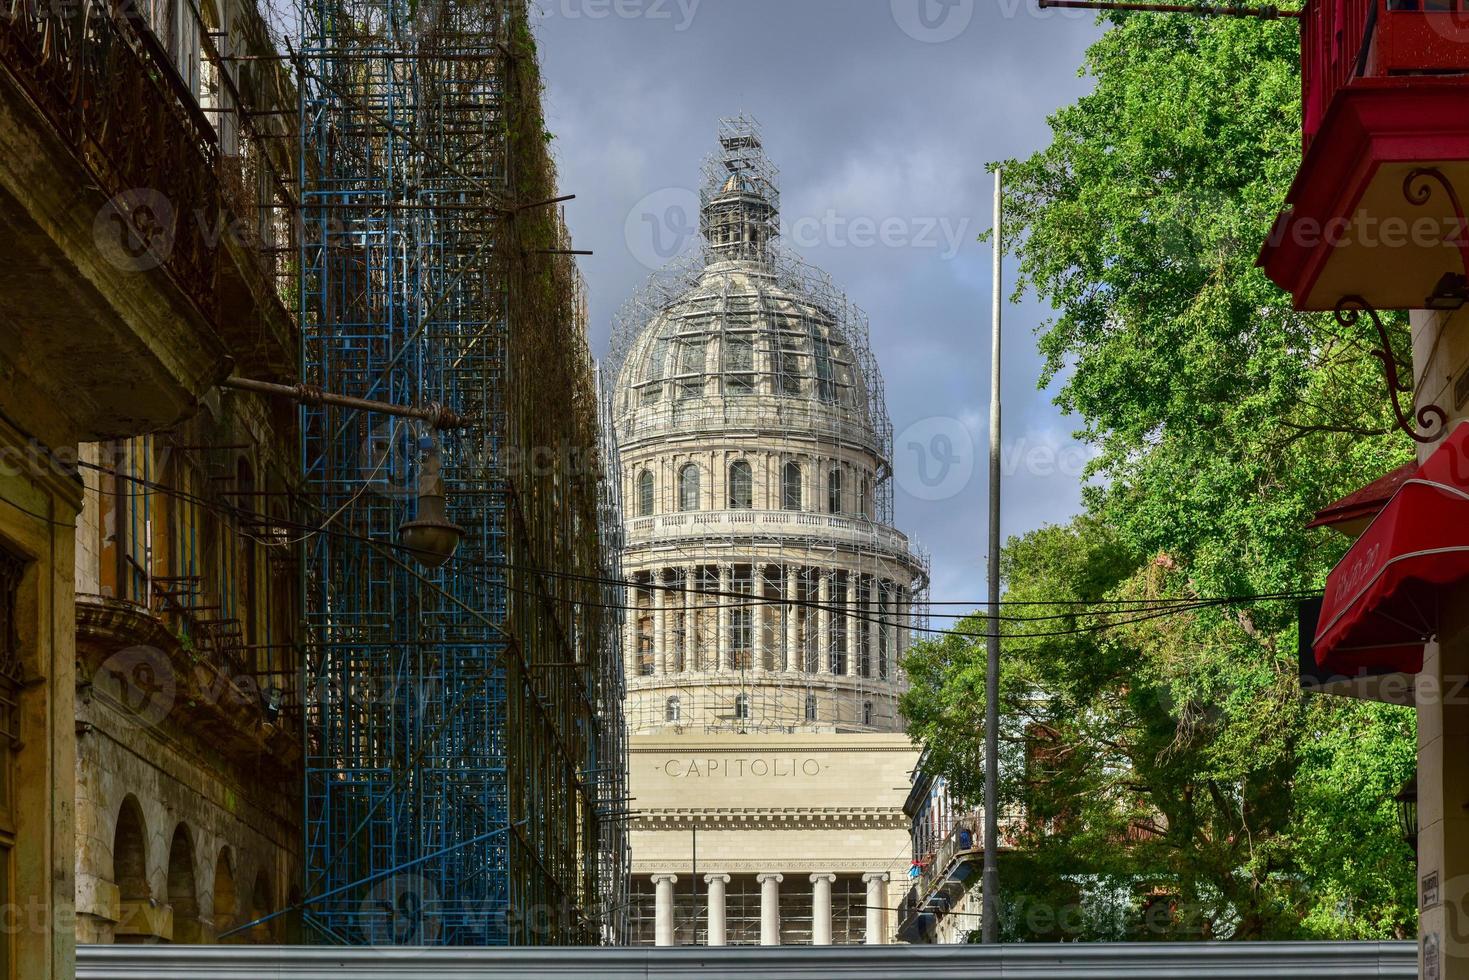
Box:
902 9 1417 941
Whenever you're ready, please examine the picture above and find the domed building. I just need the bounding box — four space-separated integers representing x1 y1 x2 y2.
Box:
612 117 928 947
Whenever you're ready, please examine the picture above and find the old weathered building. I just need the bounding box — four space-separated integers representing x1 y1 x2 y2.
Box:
1 0 297 971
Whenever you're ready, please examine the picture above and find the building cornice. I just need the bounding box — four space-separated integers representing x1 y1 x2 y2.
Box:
633 805 908 833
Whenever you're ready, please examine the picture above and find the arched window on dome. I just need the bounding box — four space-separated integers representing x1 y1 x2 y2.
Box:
773 331 801 395
804 693 818 722
811 334 836 402
733 693 750 722
728 461 752 510
724 336 754 395
643 336 669 405
637 470 655 517
679 464 701 512
827 467 843 515
860 474 871 519
665 696 681 724
781 462 802 511
863 700 874 727
675 338 706 401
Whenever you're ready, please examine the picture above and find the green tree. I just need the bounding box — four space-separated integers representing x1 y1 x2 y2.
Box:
903 8 1417 940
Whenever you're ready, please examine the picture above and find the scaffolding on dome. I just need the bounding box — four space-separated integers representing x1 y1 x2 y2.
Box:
607 115 931 737
294 0 626 946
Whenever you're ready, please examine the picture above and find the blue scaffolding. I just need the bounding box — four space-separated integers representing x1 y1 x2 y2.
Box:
294 0 624 946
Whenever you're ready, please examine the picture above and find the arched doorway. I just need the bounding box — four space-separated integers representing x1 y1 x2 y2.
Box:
213 848 237 942
250 871 276 943
165 825 201 943
112 797 149 944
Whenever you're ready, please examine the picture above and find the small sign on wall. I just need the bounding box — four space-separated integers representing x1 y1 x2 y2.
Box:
1423 870 1441 910
1425 931 1442 980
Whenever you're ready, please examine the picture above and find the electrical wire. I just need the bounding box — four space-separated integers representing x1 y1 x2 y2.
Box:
74 455 1319 642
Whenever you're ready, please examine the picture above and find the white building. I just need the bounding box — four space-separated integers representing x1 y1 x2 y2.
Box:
611 117 928 946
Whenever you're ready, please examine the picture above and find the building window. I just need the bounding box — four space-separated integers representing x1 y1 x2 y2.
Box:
675 338 705 400
863 701 874 727
666 696 681 723
679 464 701 512
827 467 843 514
728 461 753 509
643 336 669 404
637 470 655 516
734 693 750 721
782 462 802 511
724 336 755 394
812 333 836 402
804 693 817 722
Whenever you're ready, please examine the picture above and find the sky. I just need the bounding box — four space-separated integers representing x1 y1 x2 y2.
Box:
534 0 1104 606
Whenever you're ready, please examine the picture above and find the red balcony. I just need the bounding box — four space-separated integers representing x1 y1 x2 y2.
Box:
1259 0 1469 311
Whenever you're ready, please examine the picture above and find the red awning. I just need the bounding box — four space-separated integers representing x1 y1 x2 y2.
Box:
1314 423 1469 674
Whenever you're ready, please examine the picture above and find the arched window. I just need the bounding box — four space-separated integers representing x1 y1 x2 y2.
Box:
733 693 750 721
827 467 843 514
863 701 874 727
665 696 681 723
679 464 701 512
724 336 755 394
782 462 802 511
728 461 752 509
804 693 817 722
860 475 871 519
637 470 655 517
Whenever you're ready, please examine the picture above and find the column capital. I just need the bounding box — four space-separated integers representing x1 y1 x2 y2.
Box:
651 872 679 885
703 873 731 885
809 872 837 884
862 871 890 883
756 871 783 884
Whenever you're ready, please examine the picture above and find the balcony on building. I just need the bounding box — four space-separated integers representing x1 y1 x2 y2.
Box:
1258 0 1469 312
0 0 297 449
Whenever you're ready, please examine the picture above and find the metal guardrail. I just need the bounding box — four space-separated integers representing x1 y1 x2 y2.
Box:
76 941 1418 979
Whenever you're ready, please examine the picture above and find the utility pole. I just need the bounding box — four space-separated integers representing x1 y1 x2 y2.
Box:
982 166 1003 945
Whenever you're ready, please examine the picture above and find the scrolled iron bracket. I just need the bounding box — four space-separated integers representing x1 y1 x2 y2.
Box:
1404 167 1469 308
1335 294 1448 444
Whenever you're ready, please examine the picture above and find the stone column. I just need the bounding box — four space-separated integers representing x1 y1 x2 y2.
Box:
755 565 771 674
718 563 732 671
652 873 678 947
684 564 696 673
844 572 859 677
863 872 889 944
867 575 880 679
817 572 831 674
810 872 836 946
757 872 783 946
623 581 639 678
784 564 799 671
704 873 730 946
653 569 667 675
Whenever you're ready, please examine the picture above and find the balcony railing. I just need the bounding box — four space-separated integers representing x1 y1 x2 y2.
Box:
626 508 917 562
1302 0 1469 148
899 808 1025 940
1 0 225 311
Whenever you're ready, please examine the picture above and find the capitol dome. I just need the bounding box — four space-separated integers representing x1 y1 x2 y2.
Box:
610 116 927 736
